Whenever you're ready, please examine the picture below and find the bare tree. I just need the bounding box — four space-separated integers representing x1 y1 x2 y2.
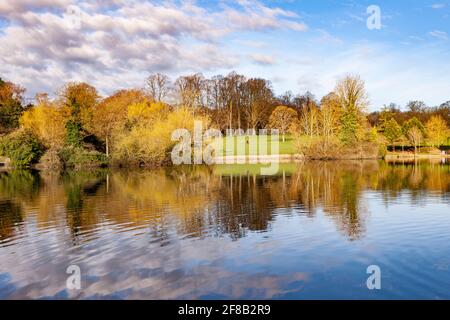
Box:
268 106 298 141
146 73 170 102
278 91 294 107
225 72 246 130
406 100 427 113
241 78 274 131
299 105 319 137
174 73 205 113
407 126 423 156
298 93 319 137
335 75 369 112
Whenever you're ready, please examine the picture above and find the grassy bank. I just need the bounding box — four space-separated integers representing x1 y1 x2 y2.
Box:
212 135 449 161
211 135 297 157
211 135 384 160
385 152 450 160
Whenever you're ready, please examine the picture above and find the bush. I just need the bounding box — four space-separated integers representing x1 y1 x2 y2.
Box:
302 137 342 160
419 147 441 154
59 146 108 170
302 136 384 160
65 120 84 147
0 130 43 167
36 148 63 170
113 126 169 166
113 108 210 167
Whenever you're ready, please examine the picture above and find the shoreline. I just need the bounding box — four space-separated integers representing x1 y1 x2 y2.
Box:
1 153 448 171
214 152 450 164
385 153 450 160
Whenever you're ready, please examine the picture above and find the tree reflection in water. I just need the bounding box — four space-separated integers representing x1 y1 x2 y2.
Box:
0 160 449 245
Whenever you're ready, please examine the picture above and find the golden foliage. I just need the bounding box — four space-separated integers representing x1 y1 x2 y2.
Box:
20 100 66 148
319 92 342 139
425 115 449 147
335 74 369 112
114 107 210 166
89 89 147 156
57 82 100 129
127 100 168 123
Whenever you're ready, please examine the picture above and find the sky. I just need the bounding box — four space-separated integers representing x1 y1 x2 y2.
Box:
0 0 449 111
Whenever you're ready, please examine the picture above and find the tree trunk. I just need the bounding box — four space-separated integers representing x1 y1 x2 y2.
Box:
229 101 233 131
238 106 241 131
106 136 110 158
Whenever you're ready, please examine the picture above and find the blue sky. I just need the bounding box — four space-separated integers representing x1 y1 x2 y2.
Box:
0 0 449 110
214 0 450 109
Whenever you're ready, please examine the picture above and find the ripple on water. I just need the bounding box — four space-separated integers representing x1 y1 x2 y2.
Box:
1 162 450 299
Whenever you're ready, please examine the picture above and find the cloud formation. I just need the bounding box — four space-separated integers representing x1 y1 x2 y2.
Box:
249 53 276 66
0 0 307 96
431 3 447 9
429 30 448 40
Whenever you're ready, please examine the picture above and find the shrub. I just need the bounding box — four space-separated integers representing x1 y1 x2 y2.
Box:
65 120 84 147
0 130 43 167
419 147 442 154
302 137 383 160
36 148 63 170
113 126 168 166
302 137 342 160
113 107 210 167
59 146 108 170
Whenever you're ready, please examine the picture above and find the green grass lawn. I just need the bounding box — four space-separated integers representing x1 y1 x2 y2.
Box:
211 135 297 156
209 135 450 158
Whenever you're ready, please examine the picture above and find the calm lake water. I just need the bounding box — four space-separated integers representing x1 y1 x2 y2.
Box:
0 160 449 299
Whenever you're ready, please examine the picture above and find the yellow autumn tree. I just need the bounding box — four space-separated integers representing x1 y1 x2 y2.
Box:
425 115 449 148
90 89 147 157
20 95 67 148
319 92 342 143
114 107 209 166
127 100 168 124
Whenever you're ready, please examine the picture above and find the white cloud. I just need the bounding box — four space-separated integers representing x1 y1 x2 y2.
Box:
313 30 344 45
429 30 448 40
236 40 268 48
249 54 276 66
431 3 447 9
284 21 308 31
222 1 306 32
0 0 72 15
0 0 307 97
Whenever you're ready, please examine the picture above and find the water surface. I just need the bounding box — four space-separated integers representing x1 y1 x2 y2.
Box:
0 160 449 299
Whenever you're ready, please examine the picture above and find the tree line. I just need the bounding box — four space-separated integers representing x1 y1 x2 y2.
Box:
0 73 449 168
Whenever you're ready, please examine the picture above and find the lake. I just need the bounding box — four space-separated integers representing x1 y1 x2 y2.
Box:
0 160 449 299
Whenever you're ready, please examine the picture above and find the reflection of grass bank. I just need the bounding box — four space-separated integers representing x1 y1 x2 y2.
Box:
213 163 297 176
